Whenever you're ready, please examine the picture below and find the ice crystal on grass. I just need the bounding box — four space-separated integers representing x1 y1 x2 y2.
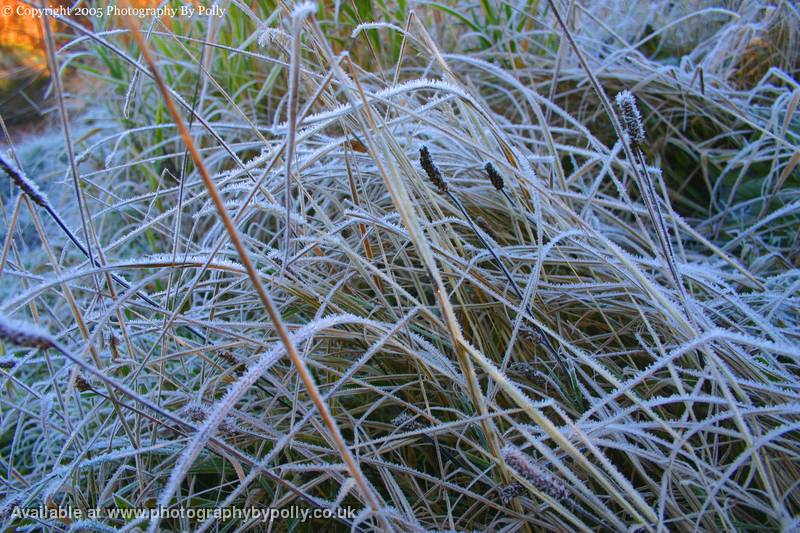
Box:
66 520 118 533
351 22 406 39
257 27 289 48
280 462 348 472
291 1 317 20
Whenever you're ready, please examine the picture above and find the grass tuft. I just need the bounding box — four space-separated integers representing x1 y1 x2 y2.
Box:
1 1 799 530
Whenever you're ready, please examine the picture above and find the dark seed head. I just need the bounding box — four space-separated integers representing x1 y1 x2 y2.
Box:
184 403 237 435
185 404 207 423
219 350 244 375
219 350 238 365
519 324 543 345
391 411 422 431
485 161 504 191
498 481 526 504
0 153 51 210
0 358 17 369
615 90 646 144
75 374 92 392
510 362 545 384
0 316 55 350
502 445 568 500
419 146 448 193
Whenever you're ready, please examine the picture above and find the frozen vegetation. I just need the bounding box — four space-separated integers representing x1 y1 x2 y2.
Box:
0 0 799 530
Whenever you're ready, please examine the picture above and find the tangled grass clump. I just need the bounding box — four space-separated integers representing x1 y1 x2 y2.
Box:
1 0 799 531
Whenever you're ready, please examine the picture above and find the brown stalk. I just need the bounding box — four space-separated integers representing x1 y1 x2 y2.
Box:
119 8 385 523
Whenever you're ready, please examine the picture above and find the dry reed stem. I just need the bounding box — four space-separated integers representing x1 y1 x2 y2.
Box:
119 8 387 529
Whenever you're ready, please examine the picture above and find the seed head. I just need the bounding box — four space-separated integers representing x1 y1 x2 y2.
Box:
219 350 238 366
391 411 422 431
219 350 244 375
257 27 289 48
485 161 504 191
0 316 55 350
74 374 92 392
419 146 448 193
0 153 52 210
184 403 237 435
519 324 543 345
498 481 526 504
615 90 646 144
510 362 545 384
185 404 208 423
0 357 17 369
502 445 568 500
108 332 121 362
